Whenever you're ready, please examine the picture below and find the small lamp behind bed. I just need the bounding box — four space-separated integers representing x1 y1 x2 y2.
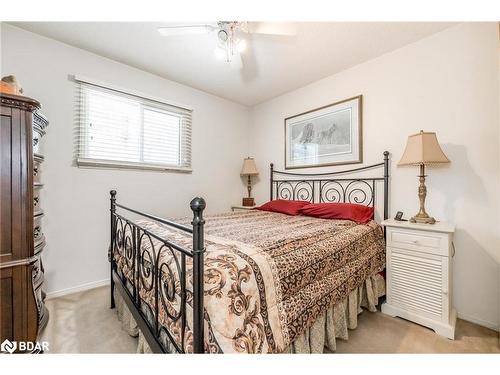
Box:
240 157 259 206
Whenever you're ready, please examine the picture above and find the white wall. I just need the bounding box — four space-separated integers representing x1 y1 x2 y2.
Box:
1 24 250 296
250 23 500 330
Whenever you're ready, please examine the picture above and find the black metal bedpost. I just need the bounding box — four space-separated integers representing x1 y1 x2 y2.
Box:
110 190 117 309
383 151 390 220
190 197 206 354
270 163 274 201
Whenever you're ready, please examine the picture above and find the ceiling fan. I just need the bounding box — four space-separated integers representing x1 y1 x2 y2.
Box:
158 22 297 70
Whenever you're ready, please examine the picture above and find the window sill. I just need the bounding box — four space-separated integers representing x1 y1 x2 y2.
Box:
76 158 192 173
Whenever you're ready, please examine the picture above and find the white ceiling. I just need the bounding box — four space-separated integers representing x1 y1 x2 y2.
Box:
12 22 455 106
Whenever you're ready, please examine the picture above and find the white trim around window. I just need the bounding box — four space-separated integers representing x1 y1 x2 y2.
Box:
74 75 193 172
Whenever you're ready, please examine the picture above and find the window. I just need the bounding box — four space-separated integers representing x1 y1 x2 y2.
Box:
76 79 192 171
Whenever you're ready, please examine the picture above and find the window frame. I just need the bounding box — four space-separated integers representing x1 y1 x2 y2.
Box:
75 75 193 173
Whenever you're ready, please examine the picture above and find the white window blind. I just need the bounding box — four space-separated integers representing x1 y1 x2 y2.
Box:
76 80 192 171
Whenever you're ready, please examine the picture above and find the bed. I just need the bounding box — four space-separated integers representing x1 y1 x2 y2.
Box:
109 151 390 353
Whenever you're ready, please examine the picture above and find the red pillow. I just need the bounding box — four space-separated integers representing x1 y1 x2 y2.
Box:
256 200 310 216
299 203 374 224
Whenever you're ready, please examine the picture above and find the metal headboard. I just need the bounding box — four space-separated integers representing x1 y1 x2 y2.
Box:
270 151 390 220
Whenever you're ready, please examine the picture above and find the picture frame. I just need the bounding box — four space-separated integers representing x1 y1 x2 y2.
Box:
284 95 363 169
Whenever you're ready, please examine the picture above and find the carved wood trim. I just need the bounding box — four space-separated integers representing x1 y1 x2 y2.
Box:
33 111 49 134
0 93 40 112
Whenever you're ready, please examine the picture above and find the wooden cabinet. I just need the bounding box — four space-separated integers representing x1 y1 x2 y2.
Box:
0 93 49 350
381 219 456 339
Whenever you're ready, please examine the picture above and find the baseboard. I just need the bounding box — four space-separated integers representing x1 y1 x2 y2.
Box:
458 312 499 332
45 279 110 300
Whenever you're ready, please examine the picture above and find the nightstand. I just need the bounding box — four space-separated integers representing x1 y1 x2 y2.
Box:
231 205 256 212
381 219 456 339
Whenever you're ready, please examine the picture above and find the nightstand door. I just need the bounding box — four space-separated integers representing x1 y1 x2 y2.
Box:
387 247 450 324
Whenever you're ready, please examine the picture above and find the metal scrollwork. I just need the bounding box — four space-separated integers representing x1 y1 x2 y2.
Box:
138 232 156 292
278 181 314 201
114 217 125 257
157 244 182 322
123 222 135 269
345 180 373 206
113 219 134 265
277 181 293 200
293 181 313 202
320 181 344 203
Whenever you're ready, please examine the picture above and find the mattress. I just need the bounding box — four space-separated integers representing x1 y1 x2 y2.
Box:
113 209 386 353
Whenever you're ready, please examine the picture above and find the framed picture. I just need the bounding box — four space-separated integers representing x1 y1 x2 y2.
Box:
284 95 362 169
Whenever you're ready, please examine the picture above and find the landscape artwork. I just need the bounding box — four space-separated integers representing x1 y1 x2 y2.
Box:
285 95 362 169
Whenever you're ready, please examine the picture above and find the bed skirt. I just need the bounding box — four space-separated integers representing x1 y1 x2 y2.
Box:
114 273 385 354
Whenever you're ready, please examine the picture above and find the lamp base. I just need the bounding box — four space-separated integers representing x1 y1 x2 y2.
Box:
410 164 436 224
242 197 255 207
410 214 436 224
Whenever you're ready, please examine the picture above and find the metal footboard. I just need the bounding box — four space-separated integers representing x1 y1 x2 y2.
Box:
109 190 206 353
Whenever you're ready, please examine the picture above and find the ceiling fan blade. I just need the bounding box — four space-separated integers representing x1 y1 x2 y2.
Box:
246 22 297 36
158 24 217 36
230 51 243 70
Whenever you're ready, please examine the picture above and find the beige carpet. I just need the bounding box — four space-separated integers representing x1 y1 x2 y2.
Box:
335 308 500 353
40 286 137 353
41 286 499 353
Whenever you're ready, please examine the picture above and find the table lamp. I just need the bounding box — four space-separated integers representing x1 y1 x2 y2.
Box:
240 157 259 206
398 130 450 224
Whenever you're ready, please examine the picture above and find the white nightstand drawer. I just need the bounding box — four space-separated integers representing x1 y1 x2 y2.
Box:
386 227 449 256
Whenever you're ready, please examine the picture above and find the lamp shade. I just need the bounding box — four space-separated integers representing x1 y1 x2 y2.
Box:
398 130 450 166
240 157 259 176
